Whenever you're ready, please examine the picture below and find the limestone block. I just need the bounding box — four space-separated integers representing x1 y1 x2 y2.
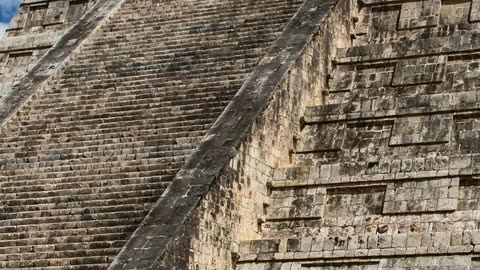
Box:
330 67 355 93
455 116 480 151
398 0 441 29
383 178 459 214
66 0 91 23
439 0 470 25
325 186 386 218
297 123 346 153
389 114 453 146
458 177 480 210
392 56 447 86
2 51 33 77
471 0 480 22
25 3 49 29
44 1 69 25
367 5 402 34
268 187 326 220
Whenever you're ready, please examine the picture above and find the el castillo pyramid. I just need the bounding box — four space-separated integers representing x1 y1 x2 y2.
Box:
1 0 480 269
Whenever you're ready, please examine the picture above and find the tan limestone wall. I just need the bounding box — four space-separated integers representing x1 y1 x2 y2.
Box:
122 0 355 268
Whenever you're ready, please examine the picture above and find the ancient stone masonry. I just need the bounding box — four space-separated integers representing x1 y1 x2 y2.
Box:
5 0 480 268
0 0 96 99
236 0 480 269
0 0 304 269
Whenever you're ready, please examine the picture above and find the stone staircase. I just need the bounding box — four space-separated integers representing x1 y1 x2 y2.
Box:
0 0 304 269
236 0 480 269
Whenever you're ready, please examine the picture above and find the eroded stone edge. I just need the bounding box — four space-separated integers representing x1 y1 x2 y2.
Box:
107 0 339 268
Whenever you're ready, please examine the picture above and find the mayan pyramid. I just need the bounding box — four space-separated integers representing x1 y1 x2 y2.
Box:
1 0 480 269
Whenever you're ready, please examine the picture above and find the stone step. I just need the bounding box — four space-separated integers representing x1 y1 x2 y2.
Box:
80 25 284 50
0 125 207 149
43 78 241 96
0 233 128 249
51 72 242 87
34 84 238 104
47 75 246 92
1 151 193 172
54 68 253 86
0 166 179 182
0 209 150 227
25 93 234 113
0 217 144 235
0 156 184 176
1 119 212 144
98 6 298 35
3 113 218 136
0 225 138 241
0 197 155 215
0 253 116 268
4 264 110 270
0 248 119 264
0 182 164 202
64 53 262 76
17 100 228 123
80 28 283 55
0 143 195 161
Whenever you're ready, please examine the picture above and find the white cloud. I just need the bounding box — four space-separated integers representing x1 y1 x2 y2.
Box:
0 23 8 39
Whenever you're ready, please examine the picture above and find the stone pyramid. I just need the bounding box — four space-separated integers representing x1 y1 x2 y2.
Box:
1 0 480 269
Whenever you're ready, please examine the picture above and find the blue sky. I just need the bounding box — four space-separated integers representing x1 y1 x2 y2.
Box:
0 0 22 38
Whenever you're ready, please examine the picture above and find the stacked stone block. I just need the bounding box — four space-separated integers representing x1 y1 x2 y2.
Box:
236 0 480 269
0 0 304 269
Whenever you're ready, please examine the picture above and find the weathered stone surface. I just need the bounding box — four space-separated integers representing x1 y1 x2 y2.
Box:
0 0 306 269
3 0 480 268
237 0 480 269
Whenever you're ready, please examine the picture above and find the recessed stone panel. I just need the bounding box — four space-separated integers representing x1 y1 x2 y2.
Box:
325 186 386 218
66 0 91 23
330 68 355 93
398 0 441 29
2 51 33 77
343 121 393 157
455 115 480 151
392 56 447 86
268 187 326 220
297 123 346 153
368 6 402 34
458 176 480 210
25 4 49 29
44 1 69 25
383 178 459 214
440 0 470 25
354 64 395 89
389 115 453 146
